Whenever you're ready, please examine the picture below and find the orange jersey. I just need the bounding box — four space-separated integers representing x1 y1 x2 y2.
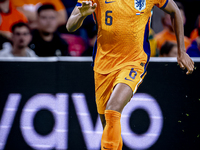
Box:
0 2 28 32
155 28 191 50
77 0 168 74
11 0 65 11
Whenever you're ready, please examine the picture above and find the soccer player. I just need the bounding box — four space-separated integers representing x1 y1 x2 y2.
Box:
66 0 194 149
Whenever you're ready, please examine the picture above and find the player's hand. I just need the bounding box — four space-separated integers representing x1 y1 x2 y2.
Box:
78 1 97 17
177 51 194 75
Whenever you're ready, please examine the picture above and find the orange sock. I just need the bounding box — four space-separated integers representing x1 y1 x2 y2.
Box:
117 136 123 150
101 110 121 150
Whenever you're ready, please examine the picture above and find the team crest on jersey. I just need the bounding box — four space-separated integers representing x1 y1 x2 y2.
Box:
134 0 146 11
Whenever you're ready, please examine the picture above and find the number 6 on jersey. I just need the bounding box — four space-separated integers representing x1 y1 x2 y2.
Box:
105 11 112 26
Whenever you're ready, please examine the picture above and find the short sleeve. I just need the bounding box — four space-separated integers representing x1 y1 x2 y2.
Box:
155 0 168 9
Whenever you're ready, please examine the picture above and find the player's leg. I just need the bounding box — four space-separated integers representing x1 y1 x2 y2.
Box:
95 71 120 149
101 83 132 150
101 66 145 150
95 67 144 150
106 83 133 113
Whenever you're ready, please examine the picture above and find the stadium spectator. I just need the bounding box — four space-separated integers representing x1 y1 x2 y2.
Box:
11 0 67 29
155 1 191 51
0 22 37 57
160 41 178 57
187 26 200 57
190 14 200 42
0 0 28 40
29 4 69 57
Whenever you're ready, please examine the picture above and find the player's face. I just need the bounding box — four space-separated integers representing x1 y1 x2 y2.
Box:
12 27 32 48
38 9 58 33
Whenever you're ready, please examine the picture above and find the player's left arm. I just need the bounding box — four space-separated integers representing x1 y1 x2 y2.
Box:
162 0 194 75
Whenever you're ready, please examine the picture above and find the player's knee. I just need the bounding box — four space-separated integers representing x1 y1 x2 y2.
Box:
106 104 122 113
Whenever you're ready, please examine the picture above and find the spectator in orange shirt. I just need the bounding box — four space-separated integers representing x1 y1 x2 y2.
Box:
155 1 191 51
11 0 67 29
0 0 28 39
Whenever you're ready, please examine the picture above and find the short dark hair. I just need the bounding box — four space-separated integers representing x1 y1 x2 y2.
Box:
37 4 56 15
160 41 177 56
11 22 31 33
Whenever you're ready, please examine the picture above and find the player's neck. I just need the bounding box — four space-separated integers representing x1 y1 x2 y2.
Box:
39 31 54 42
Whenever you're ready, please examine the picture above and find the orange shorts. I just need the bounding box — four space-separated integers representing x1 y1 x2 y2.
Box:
94 65 146 114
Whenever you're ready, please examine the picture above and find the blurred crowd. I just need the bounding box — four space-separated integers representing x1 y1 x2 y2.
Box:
0 0 199 57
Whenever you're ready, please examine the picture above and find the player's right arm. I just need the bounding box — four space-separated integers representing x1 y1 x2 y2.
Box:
66 1 97 32
161 0 194 75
